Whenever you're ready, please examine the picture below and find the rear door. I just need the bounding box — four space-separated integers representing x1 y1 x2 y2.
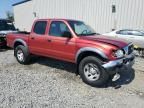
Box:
29 20 51 56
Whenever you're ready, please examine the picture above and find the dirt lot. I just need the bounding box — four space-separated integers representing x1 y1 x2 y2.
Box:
0 49 144 108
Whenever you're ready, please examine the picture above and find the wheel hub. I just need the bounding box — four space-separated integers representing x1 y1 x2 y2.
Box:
17 50 24 61
84 63 100 81
90 67 96 75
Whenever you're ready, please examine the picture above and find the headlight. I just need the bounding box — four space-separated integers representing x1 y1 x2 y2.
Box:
113 49 124 58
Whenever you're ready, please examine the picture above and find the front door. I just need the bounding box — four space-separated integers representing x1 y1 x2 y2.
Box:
47 21 76 62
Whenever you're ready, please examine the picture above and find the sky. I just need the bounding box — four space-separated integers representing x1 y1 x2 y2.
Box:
0 0 22 18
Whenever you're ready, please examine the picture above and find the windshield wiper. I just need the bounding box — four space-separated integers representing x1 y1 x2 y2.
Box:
78 32 100 36
88 33 101 35
85 33 100 36
87 33 96 35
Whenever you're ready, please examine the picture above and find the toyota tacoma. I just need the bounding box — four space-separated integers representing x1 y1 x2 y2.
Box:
6 19 135 87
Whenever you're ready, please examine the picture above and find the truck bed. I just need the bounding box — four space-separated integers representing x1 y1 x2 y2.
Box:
15 31 30 34
6 32 29 48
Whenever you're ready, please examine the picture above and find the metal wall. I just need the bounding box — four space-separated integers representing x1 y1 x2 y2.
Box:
14 0 144 33
33 0 114 33
116 0 144 30
13 0 34 31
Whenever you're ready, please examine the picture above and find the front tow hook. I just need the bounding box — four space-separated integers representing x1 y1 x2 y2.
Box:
112 73 120 82
111 73 121 89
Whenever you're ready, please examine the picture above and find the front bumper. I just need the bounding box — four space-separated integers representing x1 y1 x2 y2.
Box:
102 53 135 75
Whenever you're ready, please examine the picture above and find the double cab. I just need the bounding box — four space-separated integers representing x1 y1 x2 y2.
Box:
7 19 135 87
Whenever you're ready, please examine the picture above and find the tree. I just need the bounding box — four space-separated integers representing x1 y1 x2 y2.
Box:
6 11 14 22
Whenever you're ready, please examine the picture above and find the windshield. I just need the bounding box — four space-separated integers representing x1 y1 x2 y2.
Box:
0 21 16 31
68 21 99 36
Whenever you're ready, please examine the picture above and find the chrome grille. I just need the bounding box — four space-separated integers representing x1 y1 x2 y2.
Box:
128 44 134 54
123 43 134 55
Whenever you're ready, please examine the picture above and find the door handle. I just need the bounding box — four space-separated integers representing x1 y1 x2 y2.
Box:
31 37 35 39
48 39 52 42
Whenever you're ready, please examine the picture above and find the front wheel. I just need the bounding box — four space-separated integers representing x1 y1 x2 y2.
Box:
15 45 30 64
79 56 109 87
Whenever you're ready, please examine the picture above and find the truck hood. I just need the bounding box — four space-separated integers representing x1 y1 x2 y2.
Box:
80 35 129 48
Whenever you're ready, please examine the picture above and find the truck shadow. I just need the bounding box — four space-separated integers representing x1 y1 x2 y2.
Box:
30 56 77 73
106 68 135 88
115 68 135 85
0 49 7 52
30 57 135 89
0 47 13 52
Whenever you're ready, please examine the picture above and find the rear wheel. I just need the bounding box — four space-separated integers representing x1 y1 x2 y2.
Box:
15 45 30 64
79 56 109 87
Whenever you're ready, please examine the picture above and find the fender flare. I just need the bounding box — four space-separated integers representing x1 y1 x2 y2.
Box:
13 39 28 48
75 47 108 63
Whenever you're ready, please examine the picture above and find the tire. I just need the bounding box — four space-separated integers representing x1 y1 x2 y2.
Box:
15 45 30 64
79 56 109 87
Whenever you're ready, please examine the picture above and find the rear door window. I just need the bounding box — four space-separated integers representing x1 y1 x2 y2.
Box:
33 21 47 35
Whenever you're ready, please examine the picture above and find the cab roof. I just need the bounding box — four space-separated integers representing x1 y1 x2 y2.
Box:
36 18 82 22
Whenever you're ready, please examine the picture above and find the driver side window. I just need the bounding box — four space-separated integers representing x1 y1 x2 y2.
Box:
49 21 71 37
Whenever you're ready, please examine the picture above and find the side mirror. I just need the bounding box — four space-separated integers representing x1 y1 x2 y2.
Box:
62 31 72 38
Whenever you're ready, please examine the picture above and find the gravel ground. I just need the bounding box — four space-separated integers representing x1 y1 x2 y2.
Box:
0 49 144 108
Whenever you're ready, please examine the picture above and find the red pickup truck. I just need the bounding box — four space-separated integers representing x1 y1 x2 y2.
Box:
7 19 135 87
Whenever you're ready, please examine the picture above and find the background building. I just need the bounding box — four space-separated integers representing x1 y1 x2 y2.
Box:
13 0 144 33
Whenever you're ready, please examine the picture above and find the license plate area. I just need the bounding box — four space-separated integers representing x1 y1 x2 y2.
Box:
123 57 134 64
